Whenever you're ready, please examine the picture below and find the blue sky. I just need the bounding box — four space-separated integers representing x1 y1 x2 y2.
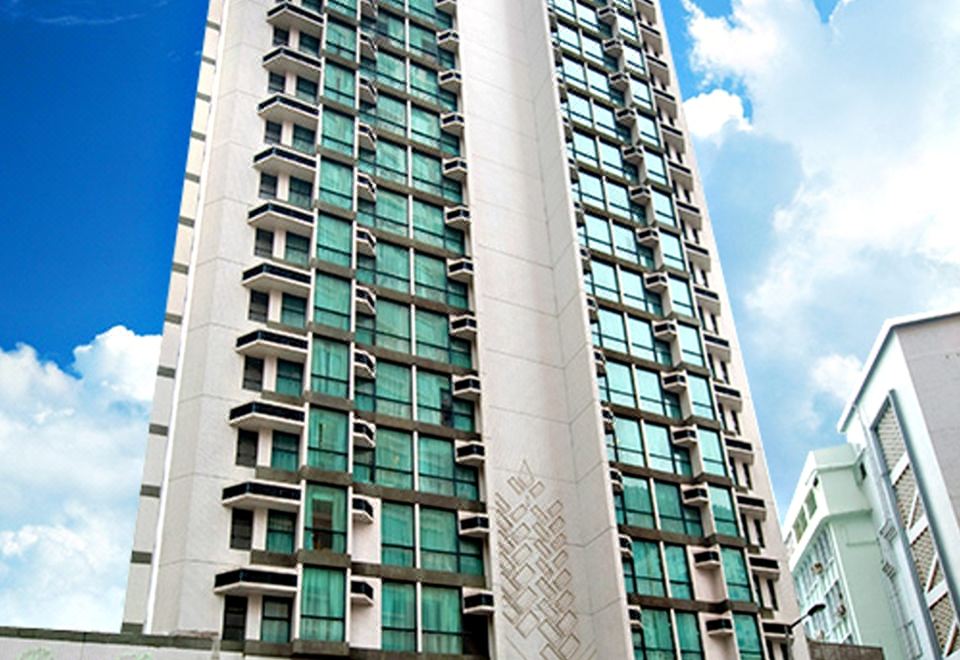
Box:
2 0 960 631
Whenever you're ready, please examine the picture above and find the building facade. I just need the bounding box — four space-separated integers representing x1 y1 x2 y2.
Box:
838 310 960 660
2 0 805 658
782 445 903 657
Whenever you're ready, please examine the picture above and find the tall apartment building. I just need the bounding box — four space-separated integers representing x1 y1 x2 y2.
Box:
782 444 903 657
838 309 960 659
1 0 805 658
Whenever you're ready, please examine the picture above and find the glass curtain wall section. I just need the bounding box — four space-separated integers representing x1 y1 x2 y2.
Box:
232 0 487 654
546 0 767 655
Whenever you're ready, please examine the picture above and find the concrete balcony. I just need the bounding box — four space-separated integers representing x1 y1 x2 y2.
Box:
258 93 319 129
242 262 311 297
253 145 316 181
235 330 309 362
221 481 301 513
214 568 297 597
248 200 315 234
228 401 304 434
266 2 324 35
262 46 322 80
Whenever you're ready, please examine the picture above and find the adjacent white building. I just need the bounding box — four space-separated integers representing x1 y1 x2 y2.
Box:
837 309 960 659
1 0 808 657
782 444 903 657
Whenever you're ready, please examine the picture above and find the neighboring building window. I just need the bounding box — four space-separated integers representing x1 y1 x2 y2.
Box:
325 18 356 58
421 586 462 654
418 436 479 500
646 423 691 475
275 359 303 397
316 213 353 267
734 614 763 660
284 232 310 266
632 607 673 657
222 595 248 641
669 276 695 318
359 188 407 236
323 61 355 105
617 475 654 528
676 611 703 659
626 316 671 365
418 370 473 431
271 431 299 472
688 374 715 420
310 338 349 397
280 293 306 328
268 72 285 94
248 290 269 322
264 120 282 145
292 124 315 154
415 252 467 308
296 75 318 103
698 428 727 476
266 511 296 554
382 582 416 651
322 107 354 155
313 272 351 330
420 507 484 575
599 359 635 406
288 175 313 209
594 308 628 353
272 27 289 46
413 198 463 253
242 356 264 391
304 485 347 553
607 415 645 467
415 309 471 367
259 173 278 200
300 567 345 641
229 509 253 550
678 324 705 367
299 31 321 57
655 482 703 537
625 540 665 596
722 547 752 602
381 502 415 566
357 299 410 353
255 228 274 257
236 429 258 467
665 544 693 599
636 368 681 419
307 407 348 472
356 361 412 419
660 230 685 270
710 485 740 537
261 597 292 643
358 241 410 293
354 427 414 489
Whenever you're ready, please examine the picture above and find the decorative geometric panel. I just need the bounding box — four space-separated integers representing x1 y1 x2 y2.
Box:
495 461 597 660
875 404 906 473
908 489 925 529
893 467 917 528
930 593 958 653
909 528 935 592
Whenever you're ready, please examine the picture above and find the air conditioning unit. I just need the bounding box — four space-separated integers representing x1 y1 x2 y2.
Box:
443 157 468 181
637 226 661 247
671 426 698 447
452 374 482 400
350 578 375 606
352 419 376 449
458 512 490 537
450 313 478 340
628 605 643 630
441 112 465 135
652 319 676 339
609 467 624 493
358 76 378 103
355 226 377 256
455 440 485 466
438 29 460 52
630 184 651 203
618 534 633 559
436 0 456 16
603 37 624 56
836 603 847 617
359 33 377 57
585 295 599 321
594 348 608 376
610 72 630 90
622 145 645 165
811 562 824 575
661 370 687 392
600 402 615 430
579 244 592 273
357 122 377 151
562 116 573 141
359 0 377 18
438 69 462 92
352 495 375 524
355 285 376 317
573 201 586 226
682 485 709 506
598 6 618 24
567 155 580 181
356 172 377 202
643 272 668 292
615 107 637 126
463 589 495 615
447 257 474 283
353 347 377 379
445 205 471 230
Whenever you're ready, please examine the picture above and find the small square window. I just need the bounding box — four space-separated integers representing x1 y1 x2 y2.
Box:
236 429 258 467
243 356 264 391
259 173 278 200
268 72 286 94
230 509 253 550
264 120 282 145
248 290 269 322
273 27 289 46
255 228 274 258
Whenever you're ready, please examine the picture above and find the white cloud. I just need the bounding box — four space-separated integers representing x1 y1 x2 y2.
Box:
810 353 862 403
682 0 960 351
683 89 751 141
0 326 159 630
